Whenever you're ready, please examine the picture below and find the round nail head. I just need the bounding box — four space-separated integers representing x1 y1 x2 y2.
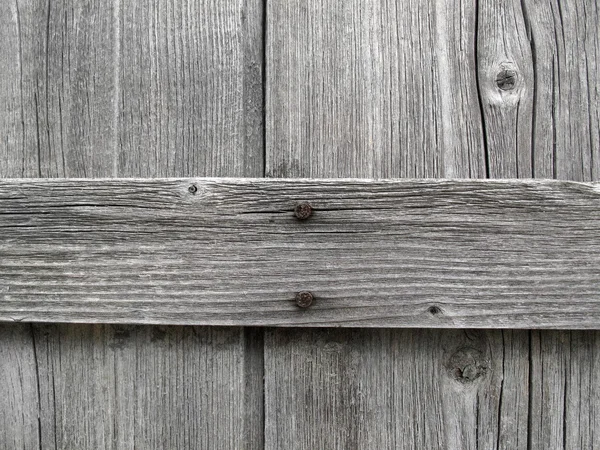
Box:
294 202 313 220
295 291 314 308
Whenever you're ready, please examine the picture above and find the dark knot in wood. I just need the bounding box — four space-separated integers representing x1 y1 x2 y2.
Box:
496 69 517 90
446 347 487 384
295 291 314 308
188 184 198 194
294 202 313 220
428 305 441 315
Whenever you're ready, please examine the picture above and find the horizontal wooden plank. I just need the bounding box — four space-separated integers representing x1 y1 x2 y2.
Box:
0 178 599 328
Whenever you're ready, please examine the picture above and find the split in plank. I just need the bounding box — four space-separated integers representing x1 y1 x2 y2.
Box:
1 178 599 328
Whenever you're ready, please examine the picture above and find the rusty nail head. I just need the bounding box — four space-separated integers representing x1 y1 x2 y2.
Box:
294 202 313 220
295 291 314 308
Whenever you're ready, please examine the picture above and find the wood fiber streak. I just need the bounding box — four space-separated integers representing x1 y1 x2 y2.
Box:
0 0 264 448
1 179 599 328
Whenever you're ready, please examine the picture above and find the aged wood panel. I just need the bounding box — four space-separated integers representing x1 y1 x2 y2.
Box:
477 0 534 178
117 0 263 177
31 325 264 449
479 0 600 447
0 0 264 448
265 328 529 449
1 178 600 328
264 0 598 447
266 0 485 179
265 1 528 447
521 0 600 180
0 324 40 450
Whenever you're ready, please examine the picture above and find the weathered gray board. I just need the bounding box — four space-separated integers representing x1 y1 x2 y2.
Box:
0 0 264 448
1 178 600 328
1 0 599 448
265 0 600 448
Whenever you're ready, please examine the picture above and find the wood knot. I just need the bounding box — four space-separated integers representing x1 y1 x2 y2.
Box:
446 347 487 384
496 69 517 90
428 305 442 316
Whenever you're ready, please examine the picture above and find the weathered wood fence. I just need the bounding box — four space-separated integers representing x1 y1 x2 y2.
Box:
1 0 599 448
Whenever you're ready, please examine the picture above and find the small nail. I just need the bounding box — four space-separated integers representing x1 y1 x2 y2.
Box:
294 202 313 220
295 291 314 308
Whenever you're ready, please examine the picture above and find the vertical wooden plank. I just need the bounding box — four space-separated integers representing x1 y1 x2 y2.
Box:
0 0 117 178
476 0 534 178
521 0 600 180
479 0 600 448
266 0 485 179
0 325 40 450
117 0 264 178
266 0 529 448
0 2 42 448
0 0 264 449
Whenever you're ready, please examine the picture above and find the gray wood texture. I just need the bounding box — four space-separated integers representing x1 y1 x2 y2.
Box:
0 0 264 448
266 0 599 448
1 0 599 448
1 177 600 328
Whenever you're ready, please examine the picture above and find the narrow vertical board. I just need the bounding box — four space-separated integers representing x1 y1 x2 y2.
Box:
521 0 600 181
0 2 42 447
476 0 534 178
265 0 529 447
479 0 600 447
0 0 264 448
0 325 40 450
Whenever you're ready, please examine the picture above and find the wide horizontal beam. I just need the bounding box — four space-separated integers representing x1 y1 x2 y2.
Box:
1 178 599 328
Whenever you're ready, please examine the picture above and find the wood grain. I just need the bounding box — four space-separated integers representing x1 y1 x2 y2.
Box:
0 0 265 448
117 0 264 178
0 324 40 449
266 328 529 449
264 0 598 447
480 0 600 446
476 0 534 178
1 178 599 328
521 0 600 181
32 325 264 449
266 0 485 179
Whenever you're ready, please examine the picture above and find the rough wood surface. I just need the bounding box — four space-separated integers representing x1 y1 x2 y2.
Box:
266 329 529 449
0 0 264 448
265 0 599 448
266 0 485 179
31 325 264 449
480 0 600 447
1 178 600 328
476 0 534 178
521 0 600 181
